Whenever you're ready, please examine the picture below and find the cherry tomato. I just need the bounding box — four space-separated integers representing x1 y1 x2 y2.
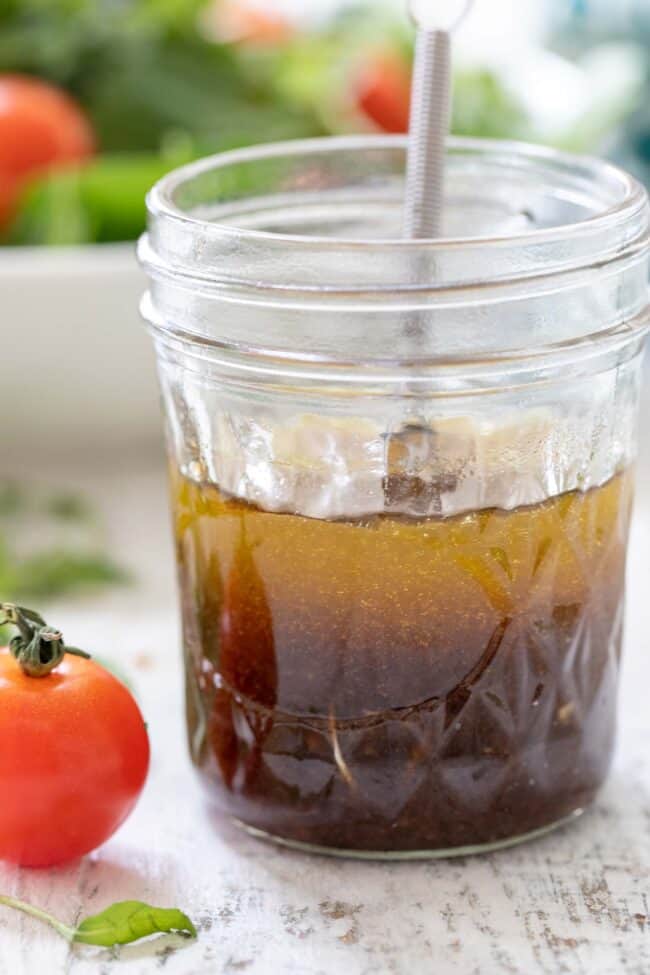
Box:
0 648 149 868
0 74 95 228
355 53 412 134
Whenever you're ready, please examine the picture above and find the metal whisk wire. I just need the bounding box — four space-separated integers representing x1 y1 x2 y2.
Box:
404 29 451 239
404 0 475 240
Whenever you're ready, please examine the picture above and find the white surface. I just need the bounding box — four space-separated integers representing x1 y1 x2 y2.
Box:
277 0 544 42
408 0 474 32
0 440 650 975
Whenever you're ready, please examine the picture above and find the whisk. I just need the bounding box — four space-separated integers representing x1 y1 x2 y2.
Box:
404 0 476 239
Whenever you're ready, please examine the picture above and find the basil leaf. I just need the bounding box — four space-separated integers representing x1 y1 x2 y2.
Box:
0 894 197 950
74 901 197 947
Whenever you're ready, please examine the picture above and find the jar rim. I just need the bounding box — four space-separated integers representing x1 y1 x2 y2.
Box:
147 134 647 251
140 135 650 382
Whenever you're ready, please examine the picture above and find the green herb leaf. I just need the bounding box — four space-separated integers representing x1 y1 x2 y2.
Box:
11 550 128 600
0 483 25 517
45 492 93 522
74 901 197 947
0 482 129 603
0 895 197 949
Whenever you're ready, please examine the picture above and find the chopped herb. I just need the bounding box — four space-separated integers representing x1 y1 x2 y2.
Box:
0 483 24 517
9 550 128 601
0 482 128 603
45 492 93 522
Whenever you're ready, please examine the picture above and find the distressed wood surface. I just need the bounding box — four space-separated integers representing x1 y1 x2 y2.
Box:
1 454 649 975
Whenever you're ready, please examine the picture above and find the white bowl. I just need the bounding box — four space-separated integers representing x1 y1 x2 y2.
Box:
1 244 162 456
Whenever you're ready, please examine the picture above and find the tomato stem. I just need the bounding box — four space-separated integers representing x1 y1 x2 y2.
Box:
0 603 90 677
0 894 76 941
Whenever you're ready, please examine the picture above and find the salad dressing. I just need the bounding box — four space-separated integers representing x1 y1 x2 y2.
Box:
174 467 632 852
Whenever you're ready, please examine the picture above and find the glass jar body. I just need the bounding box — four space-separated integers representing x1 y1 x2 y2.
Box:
141 136 650 856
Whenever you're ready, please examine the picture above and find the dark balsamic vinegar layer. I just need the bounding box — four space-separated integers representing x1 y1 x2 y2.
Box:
174 470 632 852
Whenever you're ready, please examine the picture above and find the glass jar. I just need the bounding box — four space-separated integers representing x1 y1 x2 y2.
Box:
139 136 650 858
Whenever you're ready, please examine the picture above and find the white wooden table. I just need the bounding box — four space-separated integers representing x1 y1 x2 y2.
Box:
1 447 650 975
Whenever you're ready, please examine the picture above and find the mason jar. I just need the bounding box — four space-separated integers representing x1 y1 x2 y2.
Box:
139 136 650 858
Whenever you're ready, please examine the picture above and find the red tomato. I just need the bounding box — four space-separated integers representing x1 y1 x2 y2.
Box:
0 74 95 228
355 53 412 134
0 649 149 868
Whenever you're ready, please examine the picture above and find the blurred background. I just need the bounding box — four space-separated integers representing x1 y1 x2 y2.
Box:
1 0 650 614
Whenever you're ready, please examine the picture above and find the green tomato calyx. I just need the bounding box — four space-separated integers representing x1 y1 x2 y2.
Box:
0 603 90 677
